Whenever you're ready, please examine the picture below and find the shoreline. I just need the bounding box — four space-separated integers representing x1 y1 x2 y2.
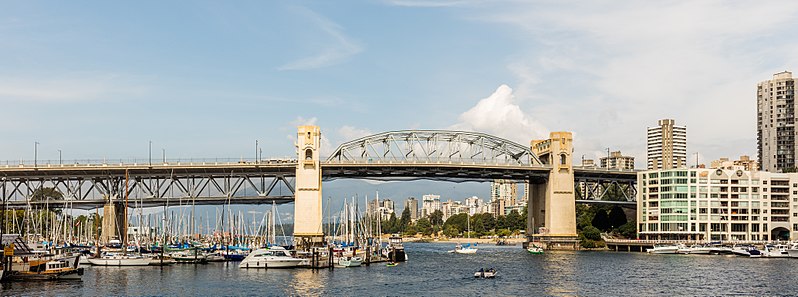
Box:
402 237 526 244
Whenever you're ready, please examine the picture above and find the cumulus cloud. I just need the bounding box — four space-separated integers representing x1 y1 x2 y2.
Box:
451 84 548 145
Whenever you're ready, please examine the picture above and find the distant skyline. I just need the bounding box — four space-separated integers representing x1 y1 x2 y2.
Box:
3 1 798 171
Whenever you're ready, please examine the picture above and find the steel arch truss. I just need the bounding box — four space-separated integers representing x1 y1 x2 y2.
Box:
575 178 637 202
327 130 543 166
1 174 295 209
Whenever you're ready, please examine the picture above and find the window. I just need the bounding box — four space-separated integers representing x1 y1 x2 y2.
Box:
560 154 567 165
305 149 313 160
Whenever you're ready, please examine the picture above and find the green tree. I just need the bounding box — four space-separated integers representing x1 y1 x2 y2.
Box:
506 210 524 231
607 206 628 230
592 209 610 231
399 207 411 232
443 213 468 233
31 187 64 201
443 225 459 237
617 221 637 239
581 226 602 241
429 210 444 227
385 212 398 234
416 218 433 236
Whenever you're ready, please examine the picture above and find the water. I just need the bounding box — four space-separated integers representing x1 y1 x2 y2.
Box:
2 243 796 296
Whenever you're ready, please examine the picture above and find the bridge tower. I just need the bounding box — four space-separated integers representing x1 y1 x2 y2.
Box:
529 132 578 249
293 125 324 249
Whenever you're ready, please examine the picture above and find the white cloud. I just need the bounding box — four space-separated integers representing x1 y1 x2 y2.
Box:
451 84 548 145
0 74 145 102
462 1 798 167
337 125 372 141
277 8 363 71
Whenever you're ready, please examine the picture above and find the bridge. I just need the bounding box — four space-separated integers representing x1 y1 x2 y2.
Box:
0 127 638 249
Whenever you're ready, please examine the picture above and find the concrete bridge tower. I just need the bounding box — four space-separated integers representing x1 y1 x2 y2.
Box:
293 125 324 249
528 132 578 249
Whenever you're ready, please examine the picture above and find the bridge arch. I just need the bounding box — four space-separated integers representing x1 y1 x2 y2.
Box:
327 130 543 166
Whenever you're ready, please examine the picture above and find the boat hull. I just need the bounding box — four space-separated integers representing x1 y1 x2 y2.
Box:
238 259 306 268
88 257 151 266
11 268 84 281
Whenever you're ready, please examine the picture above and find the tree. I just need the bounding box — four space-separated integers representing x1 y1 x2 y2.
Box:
607 206 628 230
581 226 602 241
443 225 459 237
443 213 468 233
31 187 63 201
399 207 412 232
592 209 610 231
506 210 524 231
617 221 637 239
416 218 433 236
429 210 443 227
385 212 398 234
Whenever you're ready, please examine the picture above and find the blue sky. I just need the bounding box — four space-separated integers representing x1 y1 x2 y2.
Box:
2 1 798 176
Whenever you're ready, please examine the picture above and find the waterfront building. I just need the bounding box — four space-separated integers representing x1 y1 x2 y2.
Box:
404 197 419 221
441 200 468 221
600 151 635 170
580 159 597 168
491 198 506 217
647 119 687 170
757 71 797 172
637 168 798 241
710 155 759 172
421 194 441 218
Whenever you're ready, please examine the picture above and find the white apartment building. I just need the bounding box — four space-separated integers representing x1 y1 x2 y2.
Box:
421 194 441 218
647 119 687 170
758 71 797 172
637 168 798 241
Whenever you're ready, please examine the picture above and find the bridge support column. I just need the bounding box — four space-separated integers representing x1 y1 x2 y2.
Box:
293 126 324 250
531 132 578 250
100 199 126 244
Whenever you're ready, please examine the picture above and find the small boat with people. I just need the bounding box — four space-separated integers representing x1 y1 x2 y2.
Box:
474 268 497 279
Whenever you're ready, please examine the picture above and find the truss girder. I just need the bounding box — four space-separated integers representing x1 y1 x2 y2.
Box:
0 173 296 210
574 178 638 202
327 130 543 166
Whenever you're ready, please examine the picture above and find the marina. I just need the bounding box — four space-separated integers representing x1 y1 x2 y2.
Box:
2 243 798 296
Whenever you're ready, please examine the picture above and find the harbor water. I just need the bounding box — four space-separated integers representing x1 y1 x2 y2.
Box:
2 243 796 296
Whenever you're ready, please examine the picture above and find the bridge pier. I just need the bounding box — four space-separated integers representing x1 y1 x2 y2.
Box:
293 126 325 250
529 132 579 250
100 199 126 244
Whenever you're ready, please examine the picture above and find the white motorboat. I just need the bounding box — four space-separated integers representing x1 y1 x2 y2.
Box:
337 256 363 267
88 252 151 266
687 244 712 255
646 243 684 254
239 246 307 268
763 244 790 258
731 245 762 258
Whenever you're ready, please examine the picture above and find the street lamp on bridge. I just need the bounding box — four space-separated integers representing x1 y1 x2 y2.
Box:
34 141 39 167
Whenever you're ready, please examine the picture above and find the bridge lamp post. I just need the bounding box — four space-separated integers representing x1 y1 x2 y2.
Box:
162 148 166 164
58 149 62 165
34 141 39 167
255 140 259 164
149 141 152 166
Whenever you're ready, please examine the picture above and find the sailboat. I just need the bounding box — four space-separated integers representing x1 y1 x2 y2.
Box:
449 214 478 254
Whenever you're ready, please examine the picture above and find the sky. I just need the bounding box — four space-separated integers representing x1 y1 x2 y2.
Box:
2 0 798 212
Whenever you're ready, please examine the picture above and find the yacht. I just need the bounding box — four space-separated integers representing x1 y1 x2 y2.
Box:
762 244 790 258
787 244 798 258
384 235 408 261
88 252 151 266
170 250 208 264
239 246 307 268
731 245 762 258
646 243 684 254
11 257 84 280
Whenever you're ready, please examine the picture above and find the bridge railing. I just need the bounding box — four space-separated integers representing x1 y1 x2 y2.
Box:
573 165 639 173
0 158 298 169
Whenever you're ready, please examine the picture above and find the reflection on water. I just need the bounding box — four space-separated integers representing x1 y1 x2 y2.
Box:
0 244 796 296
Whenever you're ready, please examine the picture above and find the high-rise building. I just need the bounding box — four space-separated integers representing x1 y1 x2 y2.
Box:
758 71 796 172
421 194 441 218
600 151 635 170
491 179 517 207
647 119 687 170
403 197 419 221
